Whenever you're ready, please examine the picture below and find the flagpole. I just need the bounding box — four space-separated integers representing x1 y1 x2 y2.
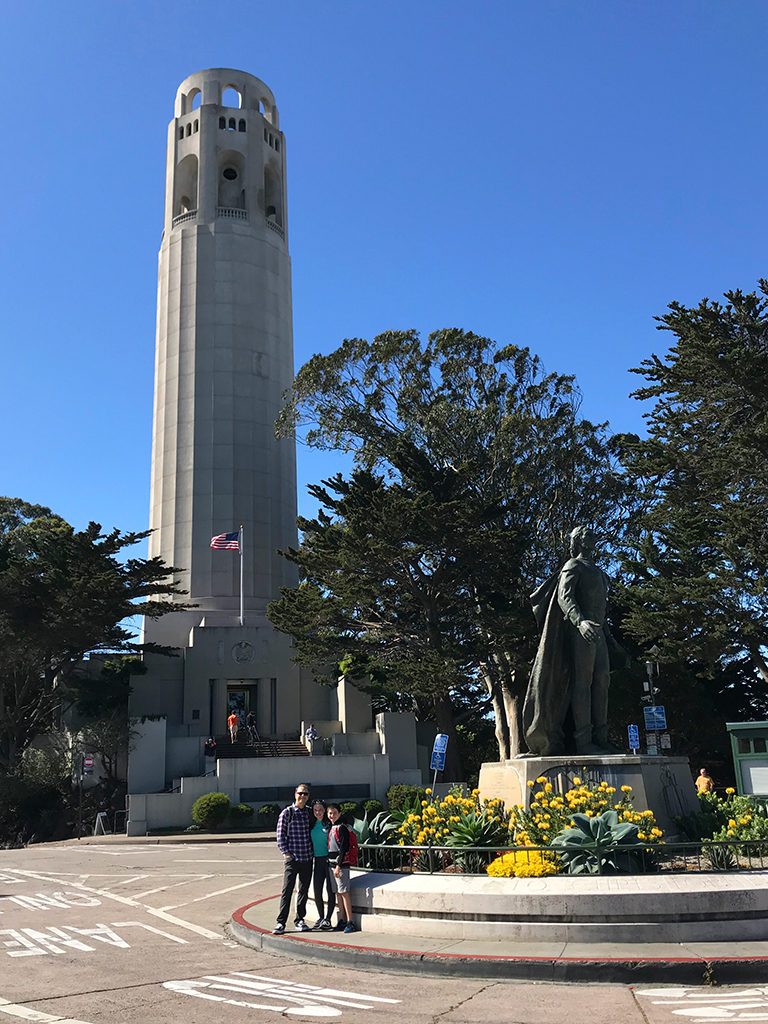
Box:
239 524 244 627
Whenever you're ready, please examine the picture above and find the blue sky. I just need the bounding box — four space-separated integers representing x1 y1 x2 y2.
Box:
2 1 767 545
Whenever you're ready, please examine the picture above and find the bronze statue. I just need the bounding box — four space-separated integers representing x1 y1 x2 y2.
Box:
521 526 625 756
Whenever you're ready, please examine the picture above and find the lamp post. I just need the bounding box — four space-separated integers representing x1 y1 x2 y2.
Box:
643 646 659 705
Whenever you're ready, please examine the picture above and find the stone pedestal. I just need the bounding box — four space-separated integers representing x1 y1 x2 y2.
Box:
478 755 699 838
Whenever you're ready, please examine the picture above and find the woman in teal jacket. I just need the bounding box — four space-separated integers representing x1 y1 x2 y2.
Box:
310 799 335 929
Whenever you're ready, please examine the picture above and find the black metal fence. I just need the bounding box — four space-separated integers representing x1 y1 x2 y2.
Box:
358 840 768 875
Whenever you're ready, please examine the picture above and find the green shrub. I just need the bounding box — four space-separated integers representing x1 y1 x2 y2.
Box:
191 792 230 829
229 803 255 826
257 802 280 827
364 798 384 816
386 784 427 814
339 800 363 822
0 774 65 847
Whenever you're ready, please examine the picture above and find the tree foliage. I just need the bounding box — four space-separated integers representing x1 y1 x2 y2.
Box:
270 329 629 771
619 281 768 697
0 497 186 769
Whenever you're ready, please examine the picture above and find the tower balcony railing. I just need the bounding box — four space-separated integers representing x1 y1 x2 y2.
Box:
172 210 197 227
217 206 248 221
266 218 285 238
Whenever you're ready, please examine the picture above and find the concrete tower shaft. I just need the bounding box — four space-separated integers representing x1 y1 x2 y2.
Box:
146 69 297 647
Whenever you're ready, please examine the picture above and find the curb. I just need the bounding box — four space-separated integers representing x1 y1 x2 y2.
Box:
230 897 768 985
45 833 276 847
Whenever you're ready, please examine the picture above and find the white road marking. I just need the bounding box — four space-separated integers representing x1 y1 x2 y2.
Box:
115 875 150 886
6 870 222 941
0 996 93 1022
161 875 278 909
164 972 401 1017
132 874 214 898
110 921 188 943
1 893 101 912
636 986 768 1021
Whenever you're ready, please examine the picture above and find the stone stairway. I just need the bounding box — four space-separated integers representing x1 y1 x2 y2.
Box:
214 736 309 759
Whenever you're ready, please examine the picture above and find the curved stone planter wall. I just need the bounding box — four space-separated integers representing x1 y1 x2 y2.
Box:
350 869 768 943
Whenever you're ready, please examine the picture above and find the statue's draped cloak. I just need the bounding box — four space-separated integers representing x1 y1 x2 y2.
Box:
522 572 572 756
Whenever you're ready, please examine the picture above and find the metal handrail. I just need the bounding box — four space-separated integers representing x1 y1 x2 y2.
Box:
356 839 768 875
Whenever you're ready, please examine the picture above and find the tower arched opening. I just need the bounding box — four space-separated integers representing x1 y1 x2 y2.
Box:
222 85 241 109
190 89 202 110
264 162 283 226
217 149 246 210
174 154 198 216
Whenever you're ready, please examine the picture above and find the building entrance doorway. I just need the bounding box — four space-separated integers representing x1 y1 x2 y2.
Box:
225 682 259 743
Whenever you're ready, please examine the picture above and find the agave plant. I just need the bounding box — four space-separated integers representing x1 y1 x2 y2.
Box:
354 811 399 868
550 810 647 875
444 810 511 873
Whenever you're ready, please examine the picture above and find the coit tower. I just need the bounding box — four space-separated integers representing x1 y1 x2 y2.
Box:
144 68 297 649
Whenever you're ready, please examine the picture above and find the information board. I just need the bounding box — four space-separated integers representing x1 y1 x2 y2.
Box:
643 705 667 731
627 724 640 750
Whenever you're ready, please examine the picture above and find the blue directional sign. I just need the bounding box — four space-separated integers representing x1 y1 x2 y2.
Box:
643 705 667 731
430 733 449 772
627 724 640 750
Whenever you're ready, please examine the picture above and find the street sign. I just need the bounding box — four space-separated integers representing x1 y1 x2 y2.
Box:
627 724 639 750
646 732 659 756
660 732 671 750
643 705 667 731
430 733 448 773
83 756 94 768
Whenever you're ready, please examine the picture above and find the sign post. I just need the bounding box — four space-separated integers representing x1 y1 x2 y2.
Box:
643 705 667 756
430 733 449 794
627 723 639 755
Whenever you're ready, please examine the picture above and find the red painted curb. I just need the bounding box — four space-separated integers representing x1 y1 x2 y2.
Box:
231 895 768 966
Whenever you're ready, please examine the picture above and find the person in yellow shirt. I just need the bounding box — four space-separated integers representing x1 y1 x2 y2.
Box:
695 768 714 794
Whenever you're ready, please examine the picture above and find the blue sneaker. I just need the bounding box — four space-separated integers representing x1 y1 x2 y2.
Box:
343 922 357 934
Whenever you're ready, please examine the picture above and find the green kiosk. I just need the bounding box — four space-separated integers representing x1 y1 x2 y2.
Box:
727 721 768 796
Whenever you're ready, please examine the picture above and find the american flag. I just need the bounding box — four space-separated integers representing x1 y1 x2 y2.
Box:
210 531 240 550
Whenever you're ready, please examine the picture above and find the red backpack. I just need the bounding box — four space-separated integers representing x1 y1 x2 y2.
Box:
330 822 359 866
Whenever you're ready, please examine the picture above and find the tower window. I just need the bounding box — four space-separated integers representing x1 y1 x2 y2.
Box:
222 86 241 109
179 127 184 140
228 117 236 130
275 138 280 152
219 116 226 129
264 127 268 142
185 123 192 137
238 119 246 132
194 119 199 133
223 167 238 181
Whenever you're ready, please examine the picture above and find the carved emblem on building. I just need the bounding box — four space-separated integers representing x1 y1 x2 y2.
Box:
232 641 255 664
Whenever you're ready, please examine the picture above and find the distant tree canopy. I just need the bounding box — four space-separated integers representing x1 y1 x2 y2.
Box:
619 282 768 694
269 329 629 776
0 497 185 769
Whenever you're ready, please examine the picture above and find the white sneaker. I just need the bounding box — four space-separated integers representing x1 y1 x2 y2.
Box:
272 922 285 934
295 920 309 932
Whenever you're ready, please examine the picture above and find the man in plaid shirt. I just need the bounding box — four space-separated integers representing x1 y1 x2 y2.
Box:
273 783 313 934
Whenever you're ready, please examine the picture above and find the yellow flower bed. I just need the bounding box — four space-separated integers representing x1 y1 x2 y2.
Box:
486 849 559 878
509 775 664 846
396 786 510 847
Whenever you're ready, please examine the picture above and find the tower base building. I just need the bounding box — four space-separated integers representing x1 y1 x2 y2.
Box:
126 70 421 831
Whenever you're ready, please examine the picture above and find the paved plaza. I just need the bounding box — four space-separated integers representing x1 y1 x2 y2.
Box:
1 838 767 1023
